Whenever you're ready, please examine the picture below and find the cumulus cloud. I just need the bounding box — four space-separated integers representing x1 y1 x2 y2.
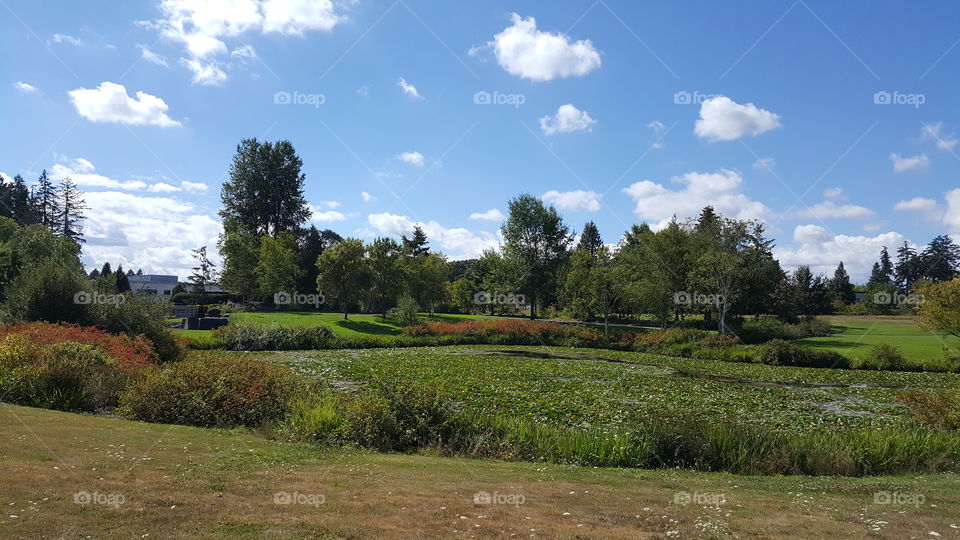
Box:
794 200 874 220
541 189 601 212
50 156 207 195
921 122 959 151
694 96 781 142
150 0 344 84
397 151 425 167
139 45 169 67
181 181 208 193
775 231 909 281
397 77 422 99
890 153 929 173
367 213 499 259
482 13 600 81
469 209 505 222
68 81 180 127
13 81 36 93
823 187 845 200
539 104 596 135
622 169 769 229
894 197 937 212
361 191 376 202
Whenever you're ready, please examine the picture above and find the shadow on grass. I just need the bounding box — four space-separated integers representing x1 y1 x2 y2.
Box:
336 319 402 336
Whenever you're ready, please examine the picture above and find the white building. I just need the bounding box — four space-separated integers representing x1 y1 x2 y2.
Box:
127 274 178 298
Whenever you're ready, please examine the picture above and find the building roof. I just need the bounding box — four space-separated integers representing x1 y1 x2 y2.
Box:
128 274 179 284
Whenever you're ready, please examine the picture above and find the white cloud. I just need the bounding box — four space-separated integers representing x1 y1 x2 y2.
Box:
793 224 833 245
181 181 208 193
367 213 499 259
51 159 148 191
311 210 346 223
775 231 909 282
823 187 844 200
541 189 601 212
945 189 960 233
469 209 505 222
397 77 422 99
13 81 36 93
361 191 376 202
181 58 228 85
647 120 666 148
315 200 340 209
148 182 181 193
230 44 257 58
894 197 937 212
151 0 344 83
622 169 770 229
890 153 929 173
752 157 776 172
51 33 82 46
921 122 959 151
397 151 425 167
694 96 781 142
794 200 874 220
68 81 180 127
539 104 596 135
485 13 600 81
139 45 169 67
0 172 13 184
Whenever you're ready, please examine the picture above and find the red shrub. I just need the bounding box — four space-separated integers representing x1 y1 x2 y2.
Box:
403 319 581 340
0 322 157 372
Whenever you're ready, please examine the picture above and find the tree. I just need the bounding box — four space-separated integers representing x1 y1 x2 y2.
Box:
828 262 856 305
219 138 311 237
501 194 572 319
100 262 112 277
788 265 830 315
218 219 261 298
407 252 449 313
916 278 960 342
254 233 301 302
575 221 603 255
401 225 430 257
366 237 404 315
868 246 895 286
316 238 372 319
34 170 61 230
447 278 479 313
895 242 921 293
115 264 131 293
1 175 34 225
57 177 87 243
189 246 217 293
919 235 960 283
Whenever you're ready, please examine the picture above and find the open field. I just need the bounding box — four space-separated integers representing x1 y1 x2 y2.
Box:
2 404 959 539
264 345 960 433
795 316 959 363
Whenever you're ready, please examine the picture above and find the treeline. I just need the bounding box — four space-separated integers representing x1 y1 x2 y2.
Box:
212 138 960 328
0 170 87 242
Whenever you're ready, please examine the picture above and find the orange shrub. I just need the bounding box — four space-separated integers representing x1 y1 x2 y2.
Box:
0 322 157 372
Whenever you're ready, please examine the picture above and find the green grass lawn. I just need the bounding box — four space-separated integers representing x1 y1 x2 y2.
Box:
263 345 960 434
796 316 959 362
230 311 493 337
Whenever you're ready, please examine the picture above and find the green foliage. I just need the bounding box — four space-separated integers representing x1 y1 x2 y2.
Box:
896 389 960 430
851 344 909 371
338 380 456 451
395 295 420 327
89 295 185 363
255 232 301 299
758 339 849 368
4 258 89 324
120 354 296 427
213 322 333 350
316 238 372 318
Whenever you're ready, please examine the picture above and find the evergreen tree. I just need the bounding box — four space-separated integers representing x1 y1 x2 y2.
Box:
115 264 131 292
402 225 430 256
828 261 856 305
89 268 100 279
57 177 88 242
919 235 960 282
100 262 112 277
575 221 603 255
895 242 921 292
189 246 217 293
34 170 60 229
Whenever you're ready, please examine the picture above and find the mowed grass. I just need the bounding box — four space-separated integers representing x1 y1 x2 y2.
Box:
795 316 959 363
230 311 492 337
265 345 960 433
3 404 959 539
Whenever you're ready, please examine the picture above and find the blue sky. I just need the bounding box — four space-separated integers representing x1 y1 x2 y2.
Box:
2 0 958 281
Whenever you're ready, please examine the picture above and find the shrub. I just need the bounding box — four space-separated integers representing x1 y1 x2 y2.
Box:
206 308 222 317
0 322 156 371
90 295 185 363
757 339 849 368
0 335 138 411
4 260 90 324
213 323 333 350
896 389 960 430
851 344 909 371
120 354 295 427
395 295 420 327
282 393 346 443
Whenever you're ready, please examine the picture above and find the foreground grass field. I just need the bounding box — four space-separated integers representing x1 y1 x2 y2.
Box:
795 316 959 363
2 404 958 539
268 345 960 433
